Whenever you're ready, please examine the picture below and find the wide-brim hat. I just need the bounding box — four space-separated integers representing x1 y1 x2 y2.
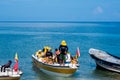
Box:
61 40 67 46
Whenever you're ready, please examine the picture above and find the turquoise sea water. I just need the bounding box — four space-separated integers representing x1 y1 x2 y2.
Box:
0 22 120 80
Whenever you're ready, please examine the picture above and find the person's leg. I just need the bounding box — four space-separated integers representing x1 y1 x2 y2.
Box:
3 67 6 72
60 54 64 66
1 66 3 72
57 55 60 63
3 65 8 72
59 59 62 65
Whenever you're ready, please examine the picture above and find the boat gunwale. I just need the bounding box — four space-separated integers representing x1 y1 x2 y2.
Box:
89 48 120 66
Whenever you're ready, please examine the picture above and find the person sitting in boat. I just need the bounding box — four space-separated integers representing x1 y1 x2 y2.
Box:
54 48 60 63
65 52 72 63
71 56 78 64
45 47 53 57
42 46 52 56
59 40 68 65
41 57 47 63
47 57 54 64
35 50 43 58
1 60 12 72
42 56 53 64
69 56 78 68
45 48 54 64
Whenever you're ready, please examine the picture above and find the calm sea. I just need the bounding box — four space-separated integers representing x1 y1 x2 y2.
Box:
0 22 120 80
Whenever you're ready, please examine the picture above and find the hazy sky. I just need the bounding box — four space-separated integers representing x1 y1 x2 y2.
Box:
0 0 120 21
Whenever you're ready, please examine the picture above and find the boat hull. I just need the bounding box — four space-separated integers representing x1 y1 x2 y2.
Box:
89 48 120 73
32 55 78 77
0 67 22 80
0 76 20 80
91 54 120 73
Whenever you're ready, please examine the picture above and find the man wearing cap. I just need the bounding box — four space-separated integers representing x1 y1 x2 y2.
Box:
59 40 68 65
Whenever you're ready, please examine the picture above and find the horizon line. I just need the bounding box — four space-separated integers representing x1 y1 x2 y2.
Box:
0 21 120 23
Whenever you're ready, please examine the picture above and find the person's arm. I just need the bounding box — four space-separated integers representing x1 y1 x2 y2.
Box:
59 45 61 50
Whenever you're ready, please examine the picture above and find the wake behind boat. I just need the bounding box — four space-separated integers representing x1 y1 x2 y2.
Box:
89 48 120 73
32 43 80 77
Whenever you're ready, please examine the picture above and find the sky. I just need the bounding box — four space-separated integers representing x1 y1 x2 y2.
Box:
0 0 120 22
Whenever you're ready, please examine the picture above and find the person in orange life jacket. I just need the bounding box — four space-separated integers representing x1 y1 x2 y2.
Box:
59 40 68 65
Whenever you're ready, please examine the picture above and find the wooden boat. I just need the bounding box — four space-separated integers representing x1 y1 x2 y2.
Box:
89 48 120 73
32 53 79 77
0 67 23 80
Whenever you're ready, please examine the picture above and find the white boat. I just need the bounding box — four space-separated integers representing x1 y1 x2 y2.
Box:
89 48 120 73
0 67 23 80
32 53 79 77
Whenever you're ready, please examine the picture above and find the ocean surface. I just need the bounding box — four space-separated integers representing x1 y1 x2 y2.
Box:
0 22 120 80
